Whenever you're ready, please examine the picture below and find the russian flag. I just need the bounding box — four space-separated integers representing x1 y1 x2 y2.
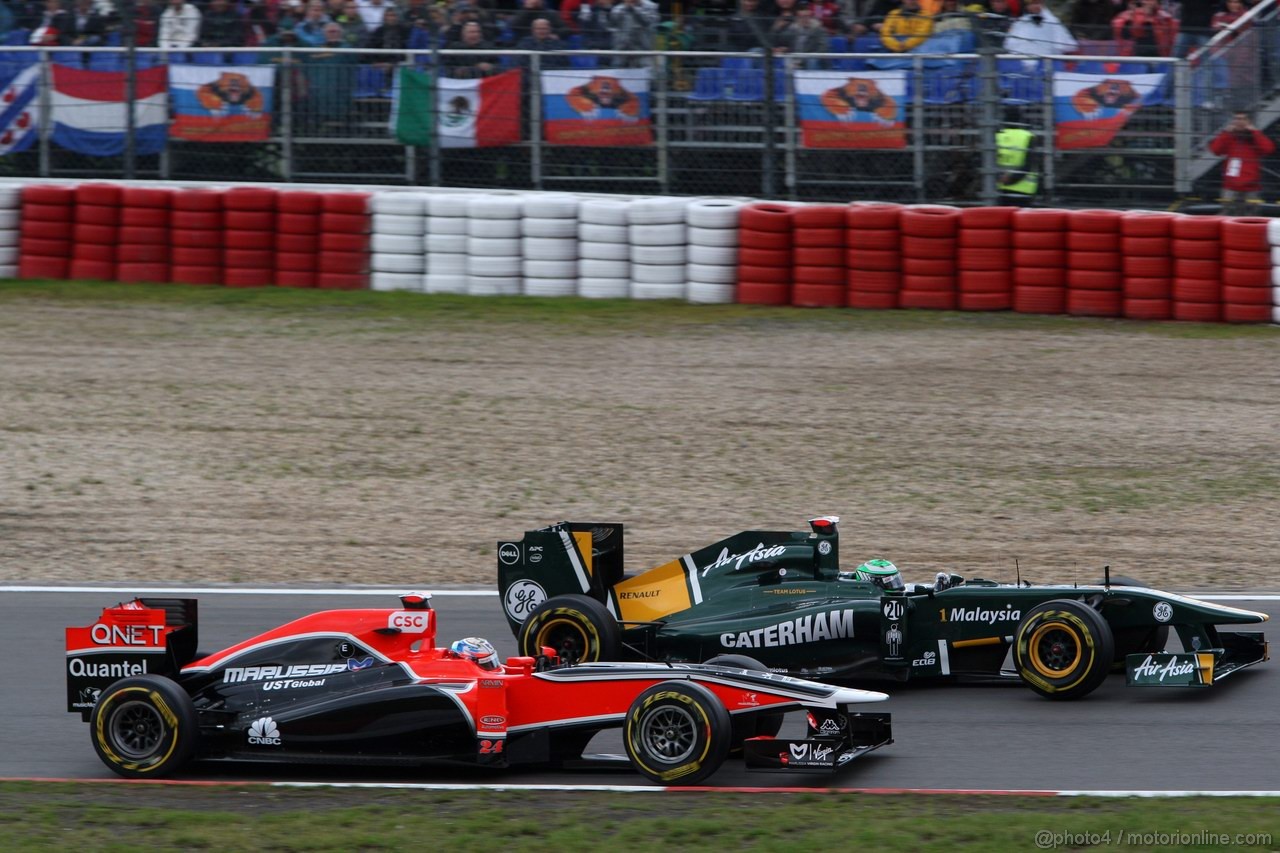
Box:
0 63 41 155
542 68 652 147
1054 72 1166 151
796 70 907 150
51 64 167 157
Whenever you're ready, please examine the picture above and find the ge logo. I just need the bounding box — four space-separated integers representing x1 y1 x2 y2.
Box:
504 580 546 621
817 540 832 556
1152 601 1173 623
883 600 904 621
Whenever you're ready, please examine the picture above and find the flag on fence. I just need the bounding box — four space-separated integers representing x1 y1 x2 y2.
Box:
0 63 42 156
50 64 167 156
170 64 275 142
795 70 907 149
1054 71 1166 150
542 68 652 146
391 68 522 148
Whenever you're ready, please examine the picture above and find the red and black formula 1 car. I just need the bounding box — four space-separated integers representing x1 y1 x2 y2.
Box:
66 593 893 785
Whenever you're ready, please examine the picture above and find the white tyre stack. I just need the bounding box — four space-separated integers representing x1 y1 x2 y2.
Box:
424 193 472 294
685 198 744 304
369 192 428 292
0 185 21 278
467 195 523 296
628 197 689 300
578 198 631 299
1268 218 1280 324
521 194 579 297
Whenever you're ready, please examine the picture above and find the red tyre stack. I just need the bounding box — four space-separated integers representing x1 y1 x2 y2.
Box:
170 189 225 286
1120 211 1175 321
1012 208 1068 315
1218 217 1272 323
735 202 793 305
845 202 901 310
957 206 1015 311
222 186 278 288
17 184 75 280
898 206 961 310
275 190 323 288
790 204 846 308
117 186 173 283
1065 209 1123 317
317 192 372 290
69 182 121 281
1171 215 1222 322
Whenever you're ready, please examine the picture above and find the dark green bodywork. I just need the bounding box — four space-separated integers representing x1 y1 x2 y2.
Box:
497 518 1268 686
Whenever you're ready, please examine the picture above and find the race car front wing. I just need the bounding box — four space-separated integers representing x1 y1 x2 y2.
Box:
1125 631 1268 687
743 709 893 773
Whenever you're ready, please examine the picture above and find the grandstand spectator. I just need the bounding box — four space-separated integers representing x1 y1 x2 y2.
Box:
197 0 244 46
608 0 658 60
28 0 70 45
576 0 615 49
1110 0 1176 57
442 4 499 45
767 0 796 45
1209 111 1274 214
158 0 201 48
510 0 568 39
853 0 898 35
332 0 366 44
880 0 932 52
401 0 432 25
356 0 388 29
516 16 569 64
933 0 974 33
301 22 357 131
294 0 331 44
364 5 408 60
1210 0 1248 40
725 0 768 49
808 0 843 31
1004 0 1075 55
64 0 107 45
774 1 829 60
132 0 160 45
1067 0 1120 39
0 4 13 40
443 19 500 77
1174 0 1213 56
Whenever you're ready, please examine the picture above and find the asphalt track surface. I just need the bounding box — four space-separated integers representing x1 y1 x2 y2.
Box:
8 589 1278 791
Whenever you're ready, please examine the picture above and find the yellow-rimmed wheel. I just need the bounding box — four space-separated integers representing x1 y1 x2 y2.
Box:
624 681 731 786
1014 600 1114 700
518 594 619 663
90 675 199 778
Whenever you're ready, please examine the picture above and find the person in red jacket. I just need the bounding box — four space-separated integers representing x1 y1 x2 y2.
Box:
1209 112 1275 214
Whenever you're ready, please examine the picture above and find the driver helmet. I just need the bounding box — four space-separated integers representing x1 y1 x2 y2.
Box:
854 558 904 591
450 637 500 670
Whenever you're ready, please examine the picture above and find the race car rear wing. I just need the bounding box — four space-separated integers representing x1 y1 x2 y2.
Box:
497 522 625 631
65 598 199 720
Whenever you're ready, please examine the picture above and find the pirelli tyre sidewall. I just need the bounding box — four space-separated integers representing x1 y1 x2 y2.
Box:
91 674 199 778
1014 600 1115 700
518 594 620 663
702 654 785 748
624 681 731 786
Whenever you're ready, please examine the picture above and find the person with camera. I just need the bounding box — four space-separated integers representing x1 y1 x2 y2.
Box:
1209 112 1274 215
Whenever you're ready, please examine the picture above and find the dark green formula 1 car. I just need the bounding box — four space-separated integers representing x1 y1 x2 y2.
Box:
497 517 1270 700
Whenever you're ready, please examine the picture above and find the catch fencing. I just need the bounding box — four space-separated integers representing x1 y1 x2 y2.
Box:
1 32 1278 205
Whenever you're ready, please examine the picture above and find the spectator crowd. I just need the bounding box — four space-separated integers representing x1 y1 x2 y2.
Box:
0 0 1262 65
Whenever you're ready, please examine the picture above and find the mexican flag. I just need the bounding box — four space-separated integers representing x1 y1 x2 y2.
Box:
392 68 523 149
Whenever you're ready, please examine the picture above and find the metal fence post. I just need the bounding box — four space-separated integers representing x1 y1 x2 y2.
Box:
976 44 998 205
762 50 776 199
531 53 543 191
428 43 441 186
1174 58 1192 195
1041 58 1055 201
912 54 924 203
279 47 294 182
655 52 669 194
782 55 795 200
124 36 137 178
37 49 50 178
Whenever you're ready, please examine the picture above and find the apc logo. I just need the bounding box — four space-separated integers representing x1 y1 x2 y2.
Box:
247 717 282 746
388 611 430 633
498 543 521 565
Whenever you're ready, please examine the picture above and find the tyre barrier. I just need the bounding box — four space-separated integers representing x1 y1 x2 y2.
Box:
5 180 1279 325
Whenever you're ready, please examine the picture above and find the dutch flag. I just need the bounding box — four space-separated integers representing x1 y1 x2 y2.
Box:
50 63 167 156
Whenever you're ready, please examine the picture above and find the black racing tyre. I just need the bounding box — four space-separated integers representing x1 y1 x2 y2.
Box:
624 681 732 786
703 654 785 749
1096 575 1170 664
90 675 199 778
518 594 620 663
1013 600 1115 700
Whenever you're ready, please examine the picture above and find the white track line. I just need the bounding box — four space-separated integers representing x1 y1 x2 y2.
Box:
3 585 1277 600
